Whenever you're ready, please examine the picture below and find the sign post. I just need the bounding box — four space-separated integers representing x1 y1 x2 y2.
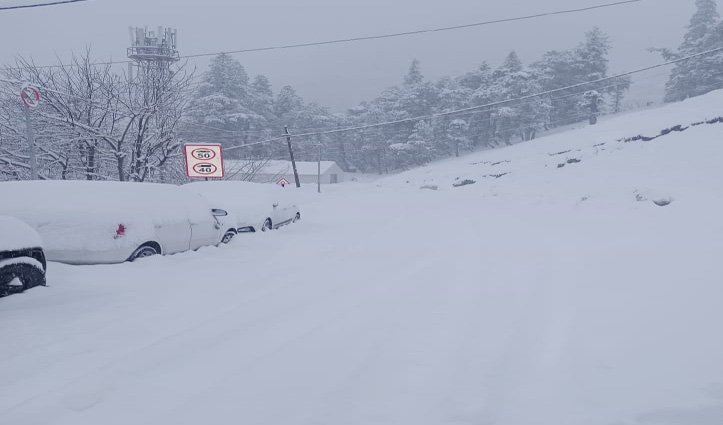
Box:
20 85 41 180
183 144 225 179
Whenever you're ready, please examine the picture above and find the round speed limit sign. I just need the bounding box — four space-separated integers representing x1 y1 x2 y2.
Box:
191 148 216 161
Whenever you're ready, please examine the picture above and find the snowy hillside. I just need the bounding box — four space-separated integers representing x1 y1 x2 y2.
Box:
1 91 722 425
381 89 723 205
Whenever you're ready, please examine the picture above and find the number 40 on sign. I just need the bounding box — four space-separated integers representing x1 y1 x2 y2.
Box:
184 144 225 179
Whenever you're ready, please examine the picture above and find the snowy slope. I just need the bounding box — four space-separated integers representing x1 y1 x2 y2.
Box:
1 91 722 425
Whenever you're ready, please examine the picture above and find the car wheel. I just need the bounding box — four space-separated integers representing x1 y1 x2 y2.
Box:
293 212 301 223
261 218 273 232
0 261 46 295
221 230 236 244
129 244 160 262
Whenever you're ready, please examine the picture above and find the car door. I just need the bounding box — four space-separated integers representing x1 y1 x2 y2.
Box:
274 191 295 227
189 214 221 249
154 220 192 254
187 194 224 248
270 195 293 228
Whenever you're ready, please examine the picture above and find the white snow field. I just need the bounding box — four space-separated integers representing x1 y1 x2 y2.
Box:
2 91 723 425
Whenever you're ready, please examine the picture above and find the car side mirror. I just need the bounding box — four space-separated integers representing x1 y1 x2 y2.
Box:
211 209 228 217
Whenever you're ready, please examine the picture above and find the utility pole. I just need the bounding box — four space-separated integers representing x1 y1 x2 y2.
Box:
24 106 37 180
284 126 301 188
317 142 322 194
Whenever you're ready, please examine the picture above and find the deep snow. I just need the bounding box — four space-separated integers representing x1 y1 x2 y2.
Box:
1 92 723 425
0 216 43 251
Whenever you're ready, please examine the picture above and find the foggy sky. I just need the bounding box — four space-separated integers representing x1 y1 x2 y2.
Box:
0 0 697 111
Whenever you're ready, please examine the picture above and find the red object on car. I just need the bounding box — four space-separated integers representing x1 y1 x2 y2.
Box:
115 224 126 238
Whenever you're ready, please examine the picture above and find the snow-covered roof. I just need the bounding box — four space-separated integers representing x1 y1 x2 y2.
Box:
226 160 340 176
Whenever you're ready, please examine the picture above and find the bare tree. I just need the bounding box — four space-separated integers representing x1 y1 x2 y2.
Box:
0 50 194 183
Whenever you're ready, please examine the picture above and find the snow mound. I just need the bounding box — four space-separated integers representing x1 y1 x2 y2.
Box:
0 215 43 251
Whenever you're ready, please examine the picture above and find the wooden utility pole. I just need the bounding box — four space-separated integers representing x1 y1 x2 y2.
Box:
317 142 322 194
284 126 301 188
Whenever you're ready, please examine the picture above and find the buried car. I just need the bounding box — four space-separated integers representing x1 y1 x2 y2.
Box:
0 215 46 296
183 181 301 233
0 181 236 265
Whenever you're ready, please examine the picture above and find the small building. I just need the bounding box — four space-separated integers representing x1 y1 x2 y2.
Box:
225 160 346 185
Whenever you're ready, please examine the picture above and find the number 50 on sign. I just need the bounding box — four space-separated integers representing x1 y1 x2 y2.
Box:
184 144 225 179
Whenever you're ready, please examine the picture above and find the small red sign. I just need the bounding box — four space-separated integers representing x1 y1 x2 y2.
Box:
20 85 41 108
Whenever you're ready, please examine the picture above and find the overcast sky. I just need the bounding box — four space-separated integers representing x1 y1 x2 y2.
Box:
0 0 698 111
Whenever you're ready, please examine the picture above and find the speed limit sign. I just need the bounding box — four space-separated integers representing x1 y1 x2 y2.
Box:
184 144 225 179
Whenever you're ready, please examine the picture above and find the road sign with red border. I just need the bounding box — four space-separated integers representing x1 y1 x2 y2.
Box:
20 85 41 109
184 144 225 179
276 177 291 187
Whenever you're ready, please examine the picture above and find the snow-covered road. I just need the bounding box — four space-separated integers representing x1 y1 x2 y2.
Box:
2 93 723 425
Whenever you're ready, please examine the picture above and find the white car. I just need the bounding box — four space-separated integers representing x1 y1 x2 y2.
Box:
0 181 237 265
0 215 47 296
183 181 301 233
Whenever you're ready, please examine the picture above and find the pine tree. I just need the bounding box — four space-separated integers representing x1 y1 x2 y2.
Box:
664 0 722 101
274 86 304 119
187 54 260 149
487 52 550 143
683 0 720 50
198 53 249 100
404 59 424 86
576 27 610 81
249 75 275 121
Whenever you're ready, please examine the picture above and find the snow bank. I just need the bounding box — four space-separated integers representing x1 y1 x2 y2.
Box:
0 216 43 251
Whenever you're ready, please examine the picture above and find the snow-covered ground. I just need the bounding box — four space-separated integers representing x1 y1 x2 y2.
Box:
1 92 723 425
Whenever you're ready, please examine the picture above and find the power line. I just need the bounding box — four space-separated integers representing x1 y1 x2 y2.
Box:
183 0 644 59
211 72 670 138
224 45 723 150
0 0 642 71
4 45 719 151
286 46 723 139
0 0 89 11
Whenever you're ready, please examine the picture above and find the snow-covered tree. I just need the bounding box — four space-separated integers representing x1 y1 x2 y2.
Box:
661 0 723 101
581 90 603 124
447 119 470 157
186 54 264 151
404 59 424 86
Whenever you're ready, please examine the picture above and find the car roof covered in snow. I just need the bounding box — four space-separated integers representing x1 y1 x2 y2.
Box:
0 215 43 251
0 180 213 227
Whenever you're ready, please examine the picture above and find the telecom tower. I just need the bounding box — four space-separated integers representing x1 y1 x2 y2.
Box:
127 26 179 80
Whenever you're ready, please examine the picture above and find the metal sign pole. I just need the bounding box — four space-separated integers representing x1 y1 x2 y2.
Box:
24 105 37 180
20 85 40 180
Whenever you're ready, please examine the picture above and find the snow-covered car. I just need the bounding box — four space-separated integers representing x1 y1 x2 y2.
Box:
183 181 301 233
0 181 237 265
0 216 47 296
